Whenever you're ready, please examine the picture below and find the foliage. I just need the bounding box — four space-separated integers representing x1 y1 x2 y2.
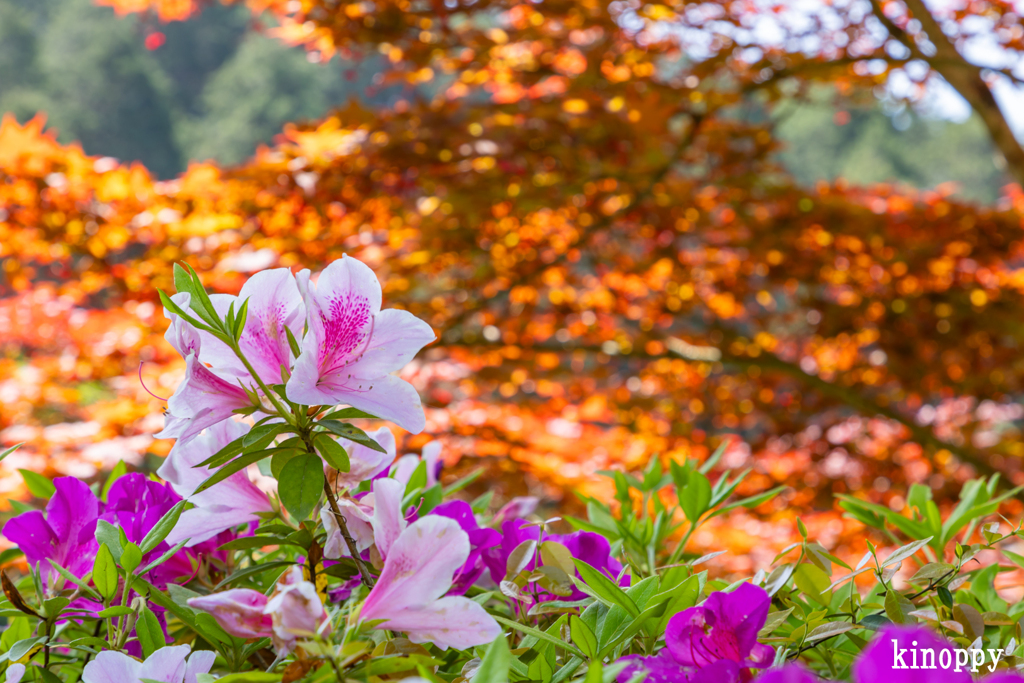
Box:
0 263 1023 682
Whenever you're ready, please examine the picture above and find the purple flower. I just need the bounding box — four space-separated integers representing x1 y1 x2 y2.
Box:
103 474 196 589
285 255 436 433
1 477 101 590
853 625 972 683
483 519 627 600
423 501 500 595
618 584 774 683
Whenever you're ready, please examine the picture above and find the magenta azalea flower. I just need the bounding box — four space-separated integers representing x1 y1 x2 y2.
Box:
853 625 972 683
618 583 773 683
360 516 502 650
2 477 100 590
158 419 273 547
285 255 435 433
82 644 214 683
483 519 627 601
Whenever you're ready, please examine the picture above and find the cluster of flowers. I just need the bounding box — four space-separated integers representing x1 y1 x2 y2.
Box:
1 257 1022 682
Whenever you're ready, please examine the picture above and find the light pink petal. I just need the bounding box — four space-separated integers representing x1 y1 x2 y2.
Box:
343 308 435 378
228 269 304 385
157 419 250 495
138 645 191 682
320 499 374 559
166 506 266 547
189 590 272 639
421 441 442 487
329 373 427 435
334 426 396 489
83 651 143 683
157 353 250 445
389 455 420 485
361 516 469 621
377 597 502 651
183 651 217 683
371 478 407 559
5 664 25 683
163 292 201 359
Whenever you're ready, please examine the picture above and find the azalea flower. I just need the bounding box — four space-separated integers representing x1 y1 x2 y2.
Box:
188 565 331 656
411 500 500 595
285 255 436 434
5 664 25 683
359 515 502 650
852 625 971 683
155 293 250 446
329 425 396 491
483 519 627 600
81 644 215 683
618 583 773 683
1 477 100 591
193 268 305 386
390 440 443 488
320 477 406 559
158 419 273 546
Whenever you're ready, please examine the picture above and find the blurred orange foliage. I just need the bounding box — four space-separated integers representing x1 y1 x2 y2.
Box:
3 0 1024 572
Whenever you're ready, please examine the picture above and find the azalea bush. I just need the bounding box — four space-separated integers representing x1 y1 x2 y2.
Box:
1 258 1024 683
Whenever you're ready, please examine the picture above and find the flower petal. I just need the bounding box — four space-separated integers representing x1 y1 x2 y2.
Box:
343 308 435 378
361 516 469 620
82 651 143 683
188 589 272 639
333 426 396 490
137 644 191 683
371 478 406 559
375 596 501 651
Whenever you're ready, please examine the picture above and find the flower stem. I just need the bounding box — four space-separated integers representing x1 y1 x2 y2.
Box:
321 479 375 588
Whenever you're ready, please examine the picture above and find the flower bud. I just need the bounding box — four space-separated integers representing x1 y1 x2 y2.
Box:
188 589 272 639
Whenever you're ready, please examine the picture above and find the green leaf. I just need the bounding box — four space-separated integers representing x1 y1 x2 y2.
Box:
18 470 55 499
278 453 325 521
318 420 386 452
884 590 915 625
0 443 22 465
136 606 164 658
120 543 143 574
572 559 638 617
315 434 350 473
95 521 123 562
699 440 729 474
46 559 101 601
140 501 186 555
320 407 377 421
213 561 293 590
680 471 711 524
244 423 288 449
569 616 598 659
284 325 302 359
8 636 47 662
270 448 303 479
138 539 190 577
474 635 511 683
882 538 933 568
93 544 119 601
195 450 271 494
158 289 215 334
233 297 250 341
793 563 832 606
492 615 586 659
98 606 135 618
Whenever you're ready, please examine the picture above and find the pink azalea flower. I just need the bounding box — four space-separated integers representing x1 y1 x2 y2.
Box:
187 589 273 639
390 440 443 488
188 566 331 656
285 255 435 433
321 478 406 559
81 645 214 683
360 516 502 650
853 625 971 683
155 293 250 446
758 665 822 682
330 426 396 490
158 419 273 547
1 477 100 591
5 664 25 683
194 269 305 386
